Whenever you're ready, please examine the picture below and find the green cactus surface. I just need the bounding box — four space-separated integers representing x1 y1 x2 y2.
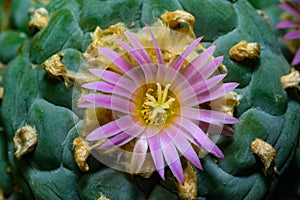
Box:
1 0 300 199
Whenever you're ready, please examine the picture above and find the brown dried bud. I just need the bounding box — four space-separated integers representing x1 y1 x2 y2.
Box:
85 23 126 54
13 125 37 159
213 91 242 116
28 8 49 30
178 162 197 200
0 188 4 200
44 53 75 87
229 40 260 62
73 137 90 171
98 196 111 200
0 87 3 100
161 10 196 38
280 68 300 90
251 138 276 175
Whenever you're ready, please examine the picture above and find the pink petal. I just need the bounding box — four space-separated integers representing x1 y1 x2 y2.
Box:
278 4 300 19
181 45 216 78
99 132 135 149
148 134 165 179
180 107 239 124
188 56 224 85
79 94 134 114
98 47 133 72
185 82 238 106
115 38 149 66
124 31 152 64
189 74 226 96
292 48 300 65
137 63 157 83
131 137 149 173
198 121 234 136
82 81 114 92
99 122 146 148
171 37 203 71
160 132 184 184
89 69 122 81
165 126 202 170
86 115 134 141
276 20 298 29
76 99 96 108
173 117 224 158
284 30 300 39
82 81 131 98
145 24 165 65
88 69 135 92
156 63 177 85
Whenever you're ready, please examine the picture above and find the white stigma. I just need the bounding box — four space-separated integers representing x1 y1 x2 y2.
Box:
144 83 175 120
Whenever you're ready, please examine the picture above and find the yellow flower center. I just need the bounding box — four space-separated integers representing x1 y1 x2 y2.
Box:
140 83 176 127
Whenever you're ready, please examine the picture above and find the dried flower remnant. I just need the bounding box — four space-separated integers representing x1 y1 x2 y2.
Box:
28 8 49 30
229 40 260 62
0 87 3 100
13 125 37 159
281 67 300 89
213 91 242 117
251 138 277 175
0 188 4 200
44 53 77 87
98 195 111 200
77 23 239 184
73 137 91 171
161 10 196 38
178 162 197 200
276 0 300 66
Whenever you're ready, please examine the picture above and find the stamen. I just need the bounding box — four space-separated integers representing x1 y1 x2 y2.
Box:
141 83 176 126
162 84 171 103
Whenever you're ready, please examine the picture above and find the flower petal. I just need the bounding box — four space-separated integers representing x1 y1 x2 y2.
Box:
276 20 298 29
292 48 300 65
165 126 202 170
181 107 239 125
124 30 152 64
171 37 203 71
99 122 146 148
115 38 149 67
78 94 134 114
98 47 133 72
198 121 234 136
82 81 114 92
99 132 134 149
173 117 224 158
145 24 165 65
278 4 300 19
82 81 132 98
89 69 135 91
131 137 149 173
198 82 239 104
86 115 134 141
188 56 224 85
284 30 300 39
148 134 165 179
180 74 226 98
160 132 184 184
181 44 216 78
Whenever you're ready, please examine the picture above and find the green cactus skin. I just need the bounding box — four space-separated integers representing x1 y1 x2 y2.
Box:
1 0 300 199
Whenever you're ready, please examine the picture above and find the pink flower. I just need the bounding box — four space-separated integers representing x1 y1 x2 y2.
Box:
276 0 300 65
78 26 239 184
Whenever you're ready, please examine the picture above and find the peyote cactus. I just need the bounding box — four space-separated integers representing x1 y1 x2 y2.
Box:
1 0 300 200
